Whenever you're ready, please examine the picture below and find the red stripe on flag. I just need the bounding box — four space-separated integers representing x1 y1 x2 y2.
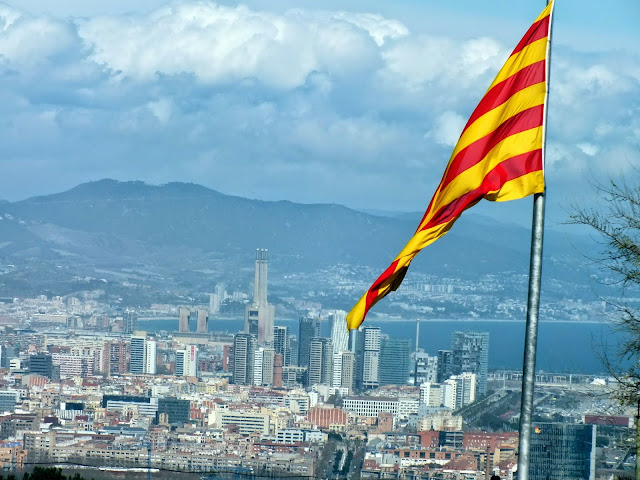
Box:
426 150 543 229
364 259 401 314
441 104 544 193
461 61 546 135
511 15 550 56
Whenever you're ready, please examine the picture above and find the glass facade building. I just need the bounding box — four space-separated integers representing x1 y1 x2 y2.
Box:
530 422 596 480
379 337 411 386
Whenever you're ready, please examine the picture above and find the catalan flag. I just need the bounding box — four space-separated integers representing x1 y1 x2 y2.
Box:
347 2 555 331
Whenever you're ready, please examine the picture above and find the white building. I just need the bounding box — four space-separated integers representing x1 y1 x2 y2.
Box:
144 339 157 375
362 327 381 389
276 429 325 444
343 396 398 417
215 410 270 436
420 382 444 407
329 310 349 355
397 398 420 420
176 345 198 377
443 373 476 409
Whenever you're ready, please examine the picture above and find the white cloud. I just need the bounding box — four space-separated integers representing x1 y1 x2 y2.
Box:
428 111 466 148
76 3 384 89
0 1 635 214
380 35 505 92
576 142 598 157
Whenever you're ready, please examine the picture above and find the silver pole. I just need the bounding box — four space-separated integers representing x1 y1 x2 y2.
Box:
516 1 553 477
517 192 545 480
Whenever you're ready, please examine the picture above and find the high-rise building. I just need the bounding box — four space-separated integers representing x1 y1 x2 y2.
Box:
362 327 381 389
209 293 220 315
175 345 198 377
196 308 208 334
414 352 438 385
298 317 320 369
308 338 333 386
273 353 283 388
215 283 226 300
253 349 264 386
273 326 291 367
123 310 138 334
379 337 411 386
436 350 453 383
261 348 275 386
157 398 191 427
144 339 157 375
244 249 275 344
289 336 299 366
251 347 276 386
130 336 146 375
530 423 596 480
179 308 191 333
333 351 355 394
0 345 17 369
451 331 489 395
328 310 349 355
108 341 129 376
28 353 55 379
232 333 256 385
443 373 477 409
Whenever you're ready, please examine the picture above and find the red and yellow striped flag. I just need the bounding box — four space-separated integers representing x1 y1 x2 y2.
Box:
347 2 554 331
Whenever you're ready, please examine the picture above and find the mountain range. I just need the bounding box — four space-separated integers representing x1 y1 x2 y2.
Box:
0 179 598 298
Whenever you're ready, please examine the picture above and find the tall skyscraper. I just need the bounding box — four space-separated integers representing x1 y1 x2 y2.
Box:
451 331 489 395
209 293 220 315
362 327 381 389
333 351 354 393
328 310 349 355
253 349 264 385
273 354 283 388
232 333 256 385
179 308 191 333
273 326 291 367
130 336 146 375
244 249 275 344
261 347 275 386
108 341 129 376
176 345 198 377
308 338 333 386
298 317 320 369
436 350 454 383
379 337 410 386
123 310 138 334
530 423 596 480
196 308 208 334
144 339 157 375
414 352 438 385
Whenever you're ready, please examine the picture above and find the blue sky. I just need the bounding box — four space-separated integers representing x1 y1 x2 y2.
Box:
0 0 638 226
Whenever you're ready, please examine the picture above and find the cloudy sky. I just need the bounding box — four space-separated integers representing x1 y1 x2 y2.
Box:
0 0 638 226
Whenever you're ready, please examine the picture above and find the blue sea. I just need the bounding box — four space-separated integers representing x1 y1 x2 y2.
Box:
138 317 622 375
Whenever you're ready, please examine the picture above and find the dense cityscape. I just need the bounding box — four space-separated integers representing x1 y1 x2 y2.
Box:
0 249 635 479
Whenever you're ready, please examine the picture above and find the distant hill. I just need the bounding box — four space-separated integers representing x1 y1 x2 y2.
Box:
0 179 596 288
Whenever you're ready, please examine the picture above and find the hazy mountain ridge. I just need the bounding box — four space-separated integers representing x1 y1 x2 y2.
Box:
0 179 596 292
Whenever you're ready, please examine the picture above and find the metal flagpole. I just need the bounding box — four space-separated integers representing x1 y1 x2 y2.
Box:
517 2 554 480
517 192 545 480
